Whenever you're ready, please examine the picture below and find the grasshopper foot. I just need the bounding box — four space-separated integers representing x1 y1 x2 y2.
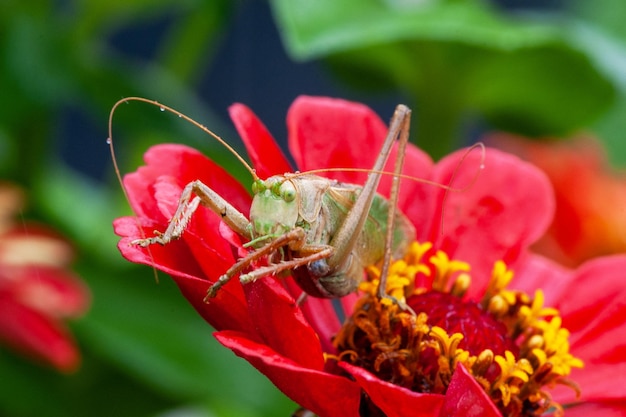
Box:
204 284 219 301
379 294 417 315
131 231 167 247
204 273 231 302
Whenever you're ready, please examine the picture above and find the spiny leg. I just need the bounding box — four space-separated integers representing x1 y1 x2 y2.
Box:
204 228 308 300
133 179 250 247
238 247 334 285
234 246 334 307
295 292 308 307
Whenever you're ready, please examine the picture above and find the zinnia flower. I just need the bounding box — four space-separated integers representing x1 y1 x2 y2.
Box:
0 182 90 372
488 133 626 267
114 96 626 416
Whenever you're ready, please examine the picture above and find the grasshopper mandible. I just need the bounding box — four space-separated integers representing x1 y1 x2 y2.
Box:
110 98 418 302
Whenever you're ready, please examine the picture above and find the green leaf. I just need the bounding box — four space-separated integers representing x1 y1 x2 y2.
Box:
32 162 127 266
270 0 560 60
465 38 616 136
572 0 626 43
270 0 618 155
0 338 176 417
568 1 626 166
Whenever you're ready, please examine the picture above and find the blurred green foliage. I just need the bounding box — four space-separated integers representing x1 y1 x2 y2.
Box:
1 0 625 416
0 1 294 416
270 0 626 159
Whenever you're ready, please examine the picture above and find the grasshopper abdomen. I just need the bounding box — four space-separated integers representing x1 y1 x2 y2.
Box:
287 181 416 298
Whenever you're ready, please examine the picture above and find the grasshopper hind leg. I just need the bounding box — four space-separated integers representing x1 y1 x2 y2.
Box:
376 105 414 311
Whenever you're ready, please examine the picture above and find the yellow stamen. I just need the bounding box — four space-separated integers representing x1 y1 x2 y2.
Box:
334 241 582 417
430 250 471 292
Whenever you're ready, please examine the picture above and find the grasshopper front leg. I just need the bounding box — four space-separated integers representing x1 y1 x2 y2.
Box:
206 227 307 298
133 180 251 247
205 227 334 299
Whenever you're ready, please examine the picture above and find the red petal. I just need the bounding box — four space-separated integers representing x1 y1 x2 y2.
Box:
510 254 572 307
441 364 501 417
229 103 293 178
119 145 252 280
146 145 250 213
305 296 355 353
287 96 433 179
286 95 435 247
174 273 255 335
430 148 554 298
147 175 247 285
340 362 444 417
0 295 80 372
244 278 325 370
558 255 626 338
0 224 74 267
114 217 253 333
215 330 361 417
550 256 626 404
282 277 351 353
124 144 250 220
115 143 261 332
389 144 436 239
12 265 90 317
491 134 626 267
152 175 186 219
553 363 626 405
114 216 210 280
287 96 389 184
559 401 626 417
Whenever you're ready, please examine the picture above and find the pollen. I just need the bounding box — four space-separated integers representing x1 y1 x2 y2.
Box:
333 242 583 417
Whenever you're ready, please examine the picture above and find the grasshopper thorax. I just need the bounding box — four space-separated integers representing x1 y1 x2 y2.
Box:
249 176 300 240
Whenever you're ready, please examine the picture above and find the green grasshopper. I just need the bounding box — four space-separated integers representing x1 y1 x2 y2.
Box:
110 98 420 301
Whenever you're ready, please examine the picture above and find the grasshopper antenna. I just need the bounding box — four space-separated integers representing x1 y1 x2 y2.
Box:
107 97 259 283
289 142 486 194
438 142 486 235
107 102 161 282
108 97 259 182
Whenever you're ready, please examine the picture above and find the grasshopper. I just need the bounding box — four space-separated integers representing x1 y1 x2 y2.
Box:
110 98 421 302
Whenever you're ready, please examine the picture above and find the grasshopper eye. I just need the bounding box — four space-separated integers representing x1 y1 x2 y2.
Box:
280 181 296 202
252 180 266 194
270 180 282 196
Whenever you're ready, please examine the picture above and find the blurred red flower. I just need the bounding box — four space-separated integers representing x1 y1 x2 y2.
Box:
115 97 626 416
489 133 626 267
0 182 90 372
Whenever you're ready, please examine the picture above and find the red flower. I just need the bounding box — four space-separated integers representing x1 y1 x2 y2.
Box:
0 183 90 372
114 97 626 416
488 133 626 267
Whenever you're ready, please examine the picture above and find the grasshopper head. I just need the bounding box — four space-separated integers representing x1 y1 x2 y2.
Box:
249 176 299 238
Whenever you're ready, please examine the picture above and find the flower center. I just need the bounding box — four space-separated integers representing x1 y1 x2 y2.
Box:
408 291 518 357
333 242 583 417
